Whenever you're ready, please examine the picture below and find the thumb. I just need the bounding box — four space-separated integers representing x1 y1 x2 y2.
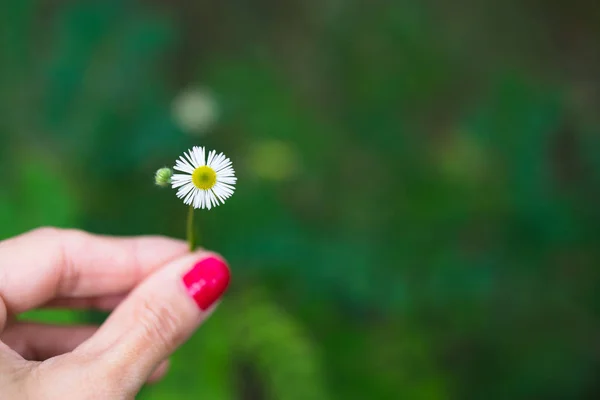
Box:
78 250 230 393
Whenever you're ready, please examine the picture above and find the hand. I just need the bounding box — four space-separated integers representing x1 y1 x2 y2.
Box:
0 227 230 399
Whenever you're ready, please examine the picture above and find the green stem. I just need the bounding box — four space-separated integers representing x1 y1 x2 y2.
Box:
187 205 195 251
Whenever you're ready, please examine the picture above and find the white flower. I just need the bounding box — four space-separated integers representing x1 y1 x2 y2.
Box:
171 147 236 210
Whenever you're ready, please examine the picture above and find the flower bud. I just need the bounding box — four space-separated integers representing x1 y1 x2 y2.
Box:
155 167 173 187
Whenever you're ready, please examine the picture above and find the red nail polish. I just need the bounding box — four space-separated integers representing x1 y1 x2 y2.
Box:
182 256 230 310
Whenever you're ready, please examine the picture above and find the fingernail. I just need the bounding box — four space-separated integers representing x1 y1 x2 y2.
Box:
182 256 230 310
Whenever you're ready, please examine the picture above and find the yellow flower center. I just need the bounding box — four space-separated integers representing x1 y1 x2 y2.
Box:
192 166 217 190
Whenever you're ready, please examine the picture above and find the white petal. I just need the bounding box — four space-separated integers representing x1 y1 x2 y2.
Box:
216 181 235 191
184 149 197 168
213 157 232 172
193 190 201 209
212 190 221 207
203 190 210 209
217 176 237 184
216 175 236 183
177 182 195 198
186 149 195 167
200 147 207 165
213 183 233 199
193 146 206 167
171 173 192 180
207 150 216 167
171 174 192 188
184 188 196 205
174 159 194 173
208 153 222 168
216 167 235 177
212 188 227 204
206 190 215 210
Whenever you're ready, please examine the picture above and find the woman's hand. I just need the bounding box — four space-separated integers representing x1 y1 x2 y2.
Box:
0 227 230 399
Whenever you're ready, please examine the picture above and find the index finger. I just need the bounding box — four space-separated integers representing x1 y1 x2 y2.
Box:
0 227 188 315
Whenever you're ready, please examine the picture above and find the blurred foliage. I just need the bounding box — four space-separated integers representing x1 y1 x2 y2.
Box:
2 0 600 399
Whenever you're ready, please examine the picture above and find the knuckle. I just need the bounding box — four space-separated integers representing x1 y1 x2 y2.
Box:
134 296 184 351
28 226 62 239
25 227 85 247
29 227 87 242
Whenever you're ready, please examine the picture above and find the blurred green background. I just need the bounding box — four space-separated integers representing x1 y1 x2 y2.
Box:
2 0 600 399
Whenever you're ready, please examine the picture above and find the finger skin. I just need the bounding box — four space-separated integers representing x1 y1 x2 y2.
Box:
0 322 170 382
76 251 230 395
0 227 188 327
44 294 127 311
0 229 221 399
1 323 98 361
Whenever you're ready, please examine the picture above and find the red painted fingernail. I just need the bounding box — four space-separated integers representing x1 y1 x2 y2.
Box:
182 256 230 310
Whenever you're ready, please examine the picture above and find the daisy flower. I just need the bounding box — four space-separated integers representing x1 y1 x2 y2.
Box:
171 146 236 209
